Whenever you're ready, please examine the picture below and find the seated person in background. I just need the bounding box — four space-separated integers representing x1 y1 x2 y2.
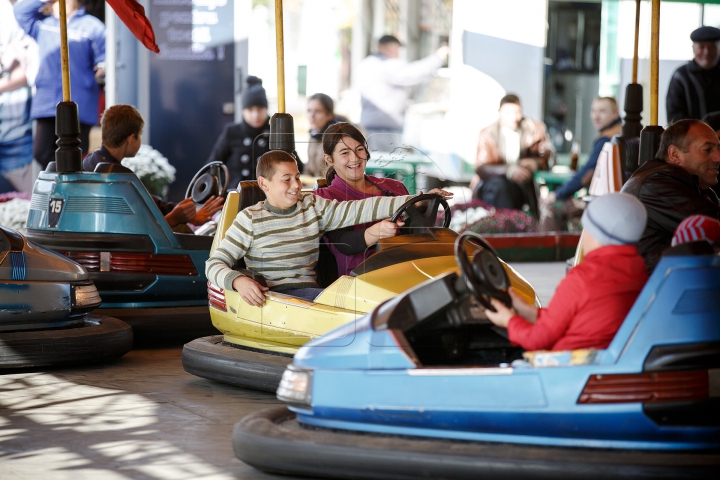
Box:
207 76 272 187
83 104 223 229
668 214 720 254
472 94 553 219
315 122 410 276
305 93 346 177
540 97 622 231
621 119 720 272
485 193 648 352
206 150 451 305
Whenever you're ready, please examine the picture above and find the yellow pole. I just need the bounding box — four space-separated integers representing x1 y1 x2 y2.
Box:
275 0 285 114
632 0 640 83
650 0 660 126
58 0 71 102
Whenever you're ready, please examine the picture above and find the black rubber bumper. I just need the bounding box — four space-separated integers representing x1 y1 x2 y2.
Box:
182 335 291 392
101 306 216 346
233 407 720 480
0 314 133 369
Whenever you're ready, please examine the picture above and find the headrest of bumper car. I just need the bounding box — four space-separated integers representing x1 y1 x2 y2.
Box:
94 162 134 174
238 180 266 211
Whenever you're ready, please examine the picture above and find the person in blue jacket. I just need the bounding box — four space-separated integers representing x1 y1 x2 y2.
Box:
539 97 621 231
14 0 105 169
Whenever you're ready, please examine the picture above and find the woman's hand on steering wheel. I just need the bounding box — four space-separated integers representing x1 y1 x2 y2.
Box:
420 188 453 200
191 195 224 225
364 218 405 246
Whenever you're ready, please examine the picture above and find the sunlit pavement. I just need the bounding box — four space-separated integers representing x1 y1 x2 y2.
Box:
0 262 566 479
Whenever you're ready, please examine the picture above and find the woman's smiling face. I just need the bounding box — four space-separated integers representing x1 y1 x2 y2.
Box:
326 135 369 184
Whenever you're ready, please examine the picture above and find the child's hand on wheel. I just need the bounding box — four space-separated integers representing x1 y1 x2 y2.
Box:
485 299 515 328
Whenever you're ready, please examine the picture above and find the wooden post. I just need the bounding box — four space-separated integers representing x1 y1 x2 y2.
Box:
632 0 640 84
58 0 71 102
275 0 285 114
650 0 660 126
269 0 295 153
55 0 82 172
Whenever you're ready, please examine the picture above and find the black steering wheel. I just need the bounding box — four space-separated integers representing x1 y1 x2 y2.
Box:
185 161 229 204
389 193 451 232
454 232 511 312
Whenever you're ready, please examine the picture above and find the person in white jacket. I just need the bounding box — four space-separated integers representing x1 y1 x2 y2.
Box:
357 35 449 152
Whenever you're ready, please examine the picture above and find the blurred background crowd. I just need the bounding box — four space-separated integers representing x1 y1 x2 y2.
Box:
2 0 720 234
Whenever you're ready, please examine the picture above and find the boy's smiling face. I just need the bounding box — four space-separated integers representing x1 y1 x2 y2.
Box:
258 161 302 210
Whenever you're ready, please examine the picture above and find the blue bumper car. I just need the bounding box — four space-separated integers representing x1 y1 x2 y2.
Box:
233 234 720 479
23 162 226 343
1 226 133 368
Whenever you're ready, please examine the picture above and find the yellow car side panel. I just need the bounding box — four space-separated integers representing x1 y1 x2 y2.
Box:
208 192 538 354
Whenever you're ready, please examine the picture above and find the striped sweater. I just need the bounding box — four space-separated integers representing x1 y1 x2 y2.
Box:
206 192 413 291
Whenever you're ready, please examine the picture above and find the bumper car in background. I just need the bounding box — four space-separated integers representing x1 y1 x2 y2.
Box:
182 187 539 392
0 226 132 368
23 162 228 344
233 234 720 479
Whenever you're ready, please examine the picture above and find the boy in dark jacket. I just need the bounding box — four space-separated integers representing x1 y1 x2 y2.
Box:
486 193 648 351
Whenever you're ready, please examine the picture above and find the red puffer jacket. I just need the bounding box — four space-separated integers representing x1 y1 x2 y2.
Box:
508 245 648 351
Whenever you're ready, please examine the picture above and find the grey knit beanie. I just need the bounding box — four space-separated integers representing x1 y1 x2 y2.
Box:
581 193 647 246
242 76 268 109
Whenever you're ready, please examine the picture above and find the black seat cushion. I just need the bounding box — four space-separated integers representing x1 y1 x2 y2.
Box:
174 233 214 251
238 180 266 211
94 162 135 174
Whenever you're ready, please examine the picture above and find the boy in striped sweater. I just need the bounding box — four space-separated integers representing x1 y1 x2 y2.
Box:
206 150 451 305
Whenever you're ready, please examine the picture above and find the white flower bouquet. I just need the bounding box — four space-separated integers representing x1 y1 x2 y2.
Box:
0 197 31 232
122 145 176 196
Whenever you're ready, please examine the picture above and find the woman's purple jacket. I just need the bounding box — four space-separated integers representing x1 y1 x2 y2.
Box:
315 175 409 276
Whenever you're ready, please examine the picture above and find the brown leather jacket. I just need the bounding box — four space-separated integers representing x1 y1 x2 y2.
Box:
621 159 720 271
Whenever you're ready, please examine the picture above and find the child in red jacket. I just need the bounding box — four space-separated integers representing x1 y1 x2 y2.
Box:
486 193 649 351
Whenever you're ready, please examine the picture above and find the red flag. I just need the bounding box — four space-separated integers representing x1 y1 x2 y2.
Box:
106 0 160 54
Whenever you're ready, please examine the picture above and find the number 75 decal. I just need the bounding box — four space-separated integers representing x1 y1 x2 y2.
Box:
48 198 64 228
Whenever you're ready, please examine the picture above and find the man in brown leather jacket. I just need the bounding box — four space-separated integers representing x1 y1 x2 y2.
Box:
472 94 553 219
621 119 720 271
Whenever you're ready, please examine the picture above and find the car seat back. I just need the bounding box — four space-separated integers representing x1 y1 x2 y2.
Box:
94 162 135 174
604 254 720 367
238 181 266 211
615 136 640 182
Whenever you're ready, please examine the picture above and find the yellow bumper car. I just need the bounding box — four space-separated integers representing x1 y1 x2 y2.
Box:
182 182 538 391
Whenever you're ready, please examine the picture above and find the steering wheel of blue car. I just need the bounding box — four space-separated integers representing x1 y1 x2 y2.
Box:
185 161 230 204
389 193 451 233
454 232 511 312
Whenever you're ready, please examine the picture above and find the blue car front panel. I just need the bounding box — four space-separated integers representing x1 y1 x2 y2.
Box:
26 172 209 308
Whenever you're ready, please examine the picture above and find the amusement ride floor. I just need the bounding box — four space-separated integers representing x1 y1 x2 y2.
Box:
0 262 566 479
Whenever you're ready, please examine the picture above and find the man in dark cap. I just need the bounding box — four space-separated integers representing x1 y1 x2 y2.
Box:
357 35 449 152
666 26 720 123
207 76 273 187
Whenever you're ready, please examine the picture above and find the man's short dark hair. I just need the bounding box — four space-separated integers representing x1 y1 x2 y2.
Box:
101 105 144 148
256 150 297 179
656 119 705 161
378 35 401 46
500 94 521 108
